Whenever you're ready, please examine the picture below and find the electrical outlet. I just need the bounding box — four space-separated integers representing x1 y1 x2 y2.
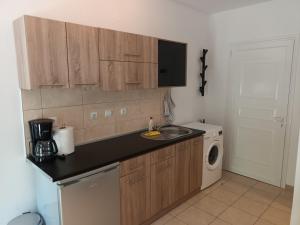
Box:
105 110 112 118
90 112 98 120
120 108 127 116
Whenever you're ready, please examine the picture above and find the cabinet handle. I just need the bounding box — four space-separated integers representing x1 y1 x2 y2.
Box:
124 53 141 57
125 81 141 84
40 84 66 88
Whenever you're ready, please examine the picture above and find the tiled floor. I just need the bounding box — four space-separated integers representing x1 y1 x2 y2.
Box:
151 171 294 225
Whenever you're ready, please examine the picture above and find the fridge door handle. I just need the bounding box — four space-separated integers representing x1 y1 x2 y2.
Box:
59 164 119 187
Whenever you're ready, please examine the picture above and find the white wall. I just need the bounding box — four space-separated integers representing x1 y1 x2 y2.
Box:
206 0 300 185
0 0 208 224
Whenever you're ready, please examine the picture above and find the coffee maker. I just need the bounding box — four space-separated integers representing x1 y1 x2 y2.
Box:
29 119 58 162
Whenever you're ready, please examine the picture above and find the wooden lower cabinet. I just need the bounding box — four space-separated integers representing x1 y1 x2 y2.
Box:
120 154 148 177
150 157 175 216
190 137 203 192
120 138 203 225
174 140 191 201
120 167 150 225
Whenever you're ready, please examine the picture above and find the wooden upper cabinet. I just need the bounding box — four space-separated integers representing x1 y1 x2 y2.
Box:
123 33 143 62
99 29 158 63
174 140 191 201
100 61 157 91
14 15 158 90
66 23 99 86
100 61 124 91
142 36 158 64
14 16 69 89
189 137 203 192
99 28 124 61
142 63 158 89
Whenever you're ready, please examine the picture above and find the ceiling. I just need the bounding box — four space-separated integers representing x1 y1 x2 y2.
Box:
171 0 272 14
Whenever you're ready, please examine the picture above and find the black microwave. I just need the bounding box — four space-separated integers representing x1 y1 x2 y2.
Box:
158 39 187 87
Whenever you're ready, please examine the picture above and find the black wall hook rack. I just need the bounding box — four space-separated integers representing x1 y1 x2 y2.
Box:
199 49 208 96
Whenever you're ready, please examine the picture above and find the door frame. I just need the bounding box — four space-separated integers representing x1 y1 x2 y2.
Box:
227 34 300 188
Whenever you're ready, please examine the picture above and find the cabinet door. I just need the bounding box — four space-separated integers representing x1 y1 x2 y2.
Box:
189 137 203 192
120 167 150 225
14 16 69 89
99 29 124 61
100 61 124 91
142 36 158 63
123 33 143 62
124 62 144 90
142 63 158 89
150 157 175 216
125 62 158 90
174 140 191 201
66 23 99 86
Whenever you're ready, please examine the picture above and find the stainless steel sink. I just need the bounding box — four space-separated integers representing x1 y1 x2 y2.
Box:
141 126 193 140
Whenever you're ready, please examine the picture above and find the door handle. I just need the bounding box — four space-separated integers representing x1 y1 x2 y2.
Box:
273 116 285 127
273 116 284 122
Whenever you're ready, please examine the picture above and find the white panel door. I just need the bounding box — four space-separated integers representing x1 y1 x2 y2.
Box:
228 39 294 186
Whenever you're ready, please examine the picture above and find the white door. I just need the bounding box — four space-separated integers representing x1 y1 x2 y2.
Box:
227 39 294 186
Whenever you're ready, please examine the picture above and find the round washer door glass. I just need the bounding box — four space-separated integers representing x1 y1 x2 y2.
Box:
208 145 219 166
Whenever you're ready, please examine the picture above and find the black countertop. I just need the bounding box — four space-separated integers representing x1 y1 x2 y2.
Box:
28 126 205 182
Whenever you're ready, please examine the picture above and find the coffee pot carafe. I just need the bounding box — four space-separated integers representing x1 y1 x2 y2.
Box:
29 119 58 162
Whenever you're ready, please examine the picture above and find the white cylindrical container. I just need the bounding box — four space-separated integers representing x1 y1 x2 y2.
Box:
53 126 75 155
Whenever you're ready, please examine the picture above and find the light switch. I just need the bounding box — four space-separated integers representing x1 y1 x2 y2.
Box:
90 112 98 120
105 110 112 118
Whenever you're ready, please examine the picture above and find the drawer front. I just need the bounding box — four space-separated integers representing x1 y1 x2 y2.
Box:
150 145 175 164
120 154 149 177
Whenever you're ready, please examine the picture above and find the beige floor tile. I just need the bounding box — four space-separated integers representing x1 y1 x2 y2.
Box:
176 207 215 225
170 202 191 216
261 207 291 225
202 180 224 195
151 213 173 225
219 180 250 195
210 219 231 225
222 170 234 180
255 219 275 225
244 188 279 204
186 192 207 205
219 207 258 225
271 194 293 213
281 188 294 199
164 217 186 225
233 197 269 217
193 196 228 216
254 182 282 195
209 188 241 205
228 174 257 187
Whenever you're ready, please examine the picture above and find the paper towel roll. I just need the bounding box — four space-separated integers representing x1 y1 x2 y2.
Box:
53 126 75 155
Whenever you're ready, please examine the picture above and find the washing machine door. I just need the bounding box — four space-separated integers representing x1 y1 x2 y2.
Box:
206 141 223 170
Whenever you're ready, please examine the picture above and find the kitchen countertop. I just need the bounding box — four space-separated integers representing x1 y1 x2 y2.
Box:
28 126 205 182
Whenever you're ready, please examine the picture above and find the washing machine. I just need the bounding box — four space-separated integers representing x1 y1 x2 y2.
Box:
183 122 223 190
